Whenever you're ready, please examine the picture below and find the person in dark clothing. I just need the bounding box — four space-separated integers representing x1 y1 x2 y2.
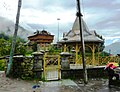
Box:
105 64 119 86
106 64 115 85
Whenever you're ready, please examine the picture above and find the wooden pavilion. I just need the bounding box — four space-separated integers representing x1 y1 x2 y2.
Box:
28 30 54 50
58 17 104 65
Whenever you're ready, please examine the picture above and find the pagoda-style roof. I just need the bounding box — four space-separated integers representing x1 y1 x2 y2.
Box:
28 30 54 44
28 30 53 38
59 17 104 43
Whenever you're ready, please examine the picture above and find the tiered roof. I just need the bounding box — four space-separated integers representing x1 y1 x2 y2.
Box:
59 17 104 43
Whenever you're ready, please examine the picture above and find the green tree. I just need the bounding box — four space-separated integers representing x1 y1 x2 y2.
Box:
0 34 27 57
14 39 26 55
32 42 37 52
0 38 10 56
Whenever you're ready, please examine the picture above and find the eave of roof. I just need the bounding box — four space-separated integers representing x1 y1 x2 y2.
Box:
28 33 54 38
58 17 104 44
58 35 104 43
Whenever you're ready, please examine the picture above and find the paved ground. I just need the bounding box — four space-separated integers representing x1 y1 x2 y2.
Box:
0 71 82 92
0 71 120 92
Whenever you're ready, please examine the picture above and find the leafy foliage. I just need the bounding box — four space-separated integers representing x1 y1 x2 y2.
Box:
0 36 27 56
0 60 5 71
99 51 110 57
0 38 10 56
0 34 27 70
32 42 37 52
0 33 9 40
14 39 27 55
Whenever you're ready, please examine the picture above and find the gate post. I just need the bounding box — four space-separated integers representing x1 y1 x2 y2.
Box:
32 52 44 79
58 55 61 80
60 52 71 69
11 55 24 78
60 52 71 79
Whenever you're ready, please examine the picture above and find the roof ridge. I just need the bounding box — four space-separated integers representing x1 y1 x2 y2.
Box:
72 17 91 35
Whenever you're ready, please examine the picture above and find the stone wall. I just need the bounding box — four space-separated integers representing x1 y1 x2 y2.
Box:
6 52 44 80
8 56 34 79
5 52 108 80
61 67 108 79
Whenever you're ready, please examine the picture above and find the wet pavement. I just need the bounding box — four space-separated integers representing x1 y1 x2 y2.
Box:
37 79 120 92
75 79 120 92
39 79 79 92
0 71 120 92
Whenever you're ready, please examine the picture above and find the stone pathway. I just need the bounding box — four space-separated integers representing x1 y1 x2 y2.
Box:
39 79 80 92
0 71 81 92
0 71 120 92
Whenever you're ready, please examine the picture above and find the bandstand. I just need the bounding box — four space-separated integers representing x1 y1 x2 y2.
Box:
58 17 104 65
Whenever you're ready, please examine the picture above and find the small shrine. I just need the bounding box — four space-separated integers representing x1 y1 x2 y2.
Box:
58 17 104 65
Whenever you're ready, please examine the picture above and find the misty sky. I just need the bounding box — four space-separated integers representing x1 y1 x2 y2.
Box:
0 0 120 45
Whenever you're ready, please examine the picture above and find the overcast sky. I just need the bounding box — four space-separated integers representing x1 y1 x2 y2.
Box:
1 0 120 46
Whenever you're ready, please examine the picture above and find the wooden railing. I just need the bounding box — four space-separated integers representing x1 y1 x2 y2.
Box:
70 56 120 66
98 56 120 65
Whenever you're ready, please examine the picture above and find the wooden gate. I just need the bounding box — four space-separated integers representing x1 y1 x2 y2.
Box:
43 54 61 80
